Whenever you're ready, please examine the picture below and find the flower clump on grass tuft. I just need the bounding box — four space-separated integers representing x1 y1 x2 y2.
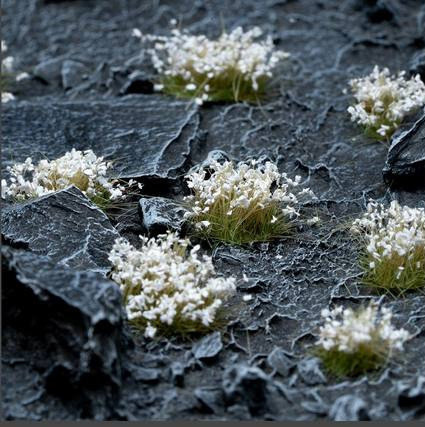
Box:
108 232 236 338
352 200 425 296
347 66 425 141
1 149 139 210
316 302 410 378
133 25 289 105
183 159 315 245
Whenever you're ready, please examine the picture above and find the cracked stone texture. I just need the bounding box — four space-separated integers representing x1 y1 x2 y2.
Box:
383 109 425 187
2 186 120 274
2 97 199 181
2 0 425 421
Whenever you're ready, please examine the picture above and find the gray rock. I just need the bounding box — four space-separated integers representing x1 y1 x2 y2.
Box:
2 97 199 181
297 357 327 386
329 395 370 421
33 57 63 84
1 186 119 274
267 347 295 377
222 365 270 415
409 51 425 80
398 376 425 415
194 387 225 414
133 367 161 383
192 332 223 360
170 362 185 387
139 196 187 236
383 110 425 187
120 70 153 95
189 150 231 175
2 246 127 410
61 59 87 89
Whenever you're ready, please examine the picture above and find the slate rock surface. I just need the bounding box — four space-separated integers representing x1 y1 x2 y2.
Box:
2 0 425 421
2 246 129 419
2 97 199 181
138 196 188 236
383 110 425 187
2 186 119 274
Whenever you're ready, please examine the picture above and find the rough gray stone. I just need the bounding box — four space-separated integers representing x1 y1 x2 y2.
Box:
1 186 119 274
61 59 88 89
383 110 425 187
222 365 270 415
398 376 425 416
267 347 295 377
120 70 154 95
139 196 187 236
297 358 327 386
2 98 199 181
192 332 223 360
2 246 128 417
329 395 370 421
33 57 64 84
409 51 425 80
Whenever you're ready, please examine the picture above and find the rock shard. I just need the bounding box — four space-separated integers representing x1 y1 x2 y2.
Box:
2 97 199 181
2 186 119 274
383 111 425 188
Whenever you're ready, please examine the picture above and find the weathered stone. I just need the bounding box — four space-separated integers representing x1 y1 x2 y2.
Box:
383 111 425 187
61 59 88 89
139 196 187 236
194 387 225 414
2 98 199 181
409 51 425 80
2 246 128 415
398 376 425 415
192 332 223 360
1 186 119 274
120 70 153 95
297 358 327 386
33 57 64 84
329 395 370 421
267 347 295 377
222 365 270 415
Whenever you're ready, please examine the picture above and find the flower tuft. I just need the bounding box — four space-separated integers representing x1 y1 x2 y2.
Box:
184 159 315 244
108 232 236 338
347 66 425 140
316 302 410 377
1 149 131 208
351 200 425 294
134 26 289 104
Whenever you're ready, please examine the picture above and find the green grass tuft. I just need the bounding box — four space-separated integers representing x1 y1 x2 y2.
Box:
160 70 269 104
187 201 294 246
315 346 386 378
360 247 425 297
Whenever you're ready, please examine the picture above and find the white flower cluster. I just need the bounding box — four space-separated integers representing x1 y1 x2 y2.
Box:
184 159 314 225
317 303 410 354
1 149 132 202
108 232 236 338
1 40 15 103
351 201 425 276
133 25 289 104
347 66 425 138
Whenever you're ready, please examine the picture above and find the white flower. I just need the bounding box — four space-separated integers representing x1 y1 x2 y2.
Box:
317 302 410 354
132 28 142 38
347 66 425 138
134 26 290 102
1 92 15 103
108 232 236 338
351 200 425 274
1 149 127 203
184 159 315 226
